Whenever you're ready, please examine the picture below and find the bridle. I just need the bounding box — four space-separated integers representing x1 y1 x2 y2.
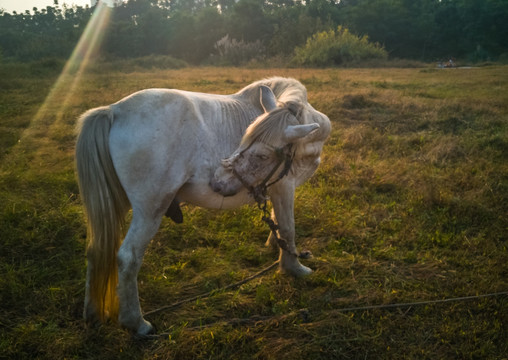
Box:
226 104 312 259
229 141 311 260
229 103 302 203
231 142 294 205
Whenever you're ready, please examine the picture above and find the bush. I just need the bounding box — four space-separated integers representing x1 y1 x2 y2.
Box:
212 35 265 66
293 26 388 67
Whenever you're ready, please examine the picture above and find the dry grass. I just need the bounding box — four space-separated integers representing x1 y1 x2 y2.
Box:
0 62 507 359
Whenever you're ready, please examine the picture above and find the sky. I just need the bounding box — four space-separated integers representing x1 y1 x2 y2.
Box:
0 0 119 14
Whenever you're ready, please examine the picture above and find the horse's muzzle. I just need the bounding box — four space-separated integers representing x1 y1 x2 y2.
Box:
210 167 243 197
210 179 238 197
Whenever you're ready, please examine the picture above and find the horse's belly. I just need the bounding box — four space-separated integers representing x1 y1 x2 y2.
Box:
177 183 254 209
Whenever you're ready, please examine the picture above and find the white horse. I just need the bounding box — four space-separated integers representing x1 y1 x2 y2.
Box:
75 77 331 336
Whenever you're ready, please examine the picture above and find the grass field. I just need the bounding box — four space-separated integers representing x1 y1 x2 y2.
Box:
0 62 507 359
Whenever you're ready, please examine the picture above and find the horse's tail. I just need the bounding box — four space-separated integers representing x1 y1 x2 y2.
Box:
75 106 130 322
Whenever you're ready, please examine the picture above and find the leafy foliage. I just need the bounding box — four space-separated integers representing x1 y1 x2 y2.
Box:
293 26 387 66
0 0 507 64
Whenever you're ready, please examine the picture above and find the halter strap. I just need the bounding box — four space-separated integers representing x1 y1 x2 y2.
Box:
231 143 294 204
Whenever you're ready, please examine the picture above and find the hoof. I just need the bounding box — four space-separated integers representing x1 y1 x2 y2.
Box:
133 320 156 338
120 315 155 337
299 250 313 259
279 262 313 277
279 252 313 277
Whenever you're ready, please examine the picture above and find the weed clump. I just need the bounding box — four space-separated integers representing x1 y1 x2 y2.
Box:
293 26 388 67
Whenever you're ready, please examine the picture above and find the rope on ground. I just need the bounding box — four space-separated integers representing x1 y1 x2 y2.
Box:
139 260 507 339
143 260 279 318
145 258 507 318
139 290 507 340
330 291 508 313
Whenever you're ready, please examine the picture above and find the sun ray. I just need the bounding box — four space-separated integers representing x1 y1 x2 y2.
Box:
32 3 112 128
0 3 115 178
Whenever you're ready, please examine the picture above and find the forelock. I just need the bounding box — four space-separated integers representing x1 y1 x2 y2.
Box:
240 104 302 148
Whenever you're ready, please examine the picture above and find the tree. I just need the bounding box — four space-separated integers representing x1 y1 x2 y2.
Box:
193 7 226 62
1 0 507 63
268 4 331 56
228 0 272 43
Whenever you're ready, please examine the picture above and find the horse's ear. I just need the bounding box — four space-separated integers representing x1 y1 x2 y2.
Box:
260 85 277 113
283 123 320 143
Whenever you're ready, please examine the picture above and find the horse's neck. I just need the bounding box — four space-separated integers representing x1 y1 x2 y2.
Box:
212 96 261 154
221 96 260 129
235 85 264 112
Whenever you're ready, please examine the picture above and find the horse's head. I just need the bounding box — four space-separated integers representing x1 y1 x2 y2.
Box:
210 86 322 198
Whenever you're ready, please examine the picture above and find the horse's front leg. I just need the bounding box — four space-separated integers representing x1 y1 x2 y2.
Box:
117 210 162 336
264 208 278 249
269 181 312 277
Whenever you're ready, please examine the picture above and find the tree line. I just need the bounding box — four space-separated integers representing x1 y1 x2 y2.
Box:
1 0 507 65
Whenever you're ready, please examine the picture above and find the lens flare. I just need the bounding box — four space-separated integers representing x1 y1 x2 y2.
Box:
33 3 112 126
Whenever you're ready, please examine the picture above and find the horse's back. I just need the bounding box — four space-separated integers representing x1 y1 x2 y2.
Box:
112 88 199 123
107 89 201 205
111 88 233 118
106 88 246 212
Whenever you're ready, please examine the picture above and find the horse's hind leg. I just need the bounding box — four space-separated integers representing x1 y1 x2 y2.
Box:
84 261 99 325
116 210 163 336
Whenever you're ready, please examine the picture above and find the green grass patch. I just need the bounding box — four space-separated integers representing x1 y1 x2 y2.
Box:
0 63 507 359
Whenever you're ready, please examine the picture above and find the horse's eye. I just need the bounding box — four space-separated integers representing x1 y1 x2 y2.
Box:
256 154 269 160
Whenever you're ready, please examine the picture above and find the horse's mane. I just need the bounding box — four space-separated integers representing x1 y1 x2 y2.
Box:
240 103 302 148
237 77 308 107
236 77 308 149
261 77 308 104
